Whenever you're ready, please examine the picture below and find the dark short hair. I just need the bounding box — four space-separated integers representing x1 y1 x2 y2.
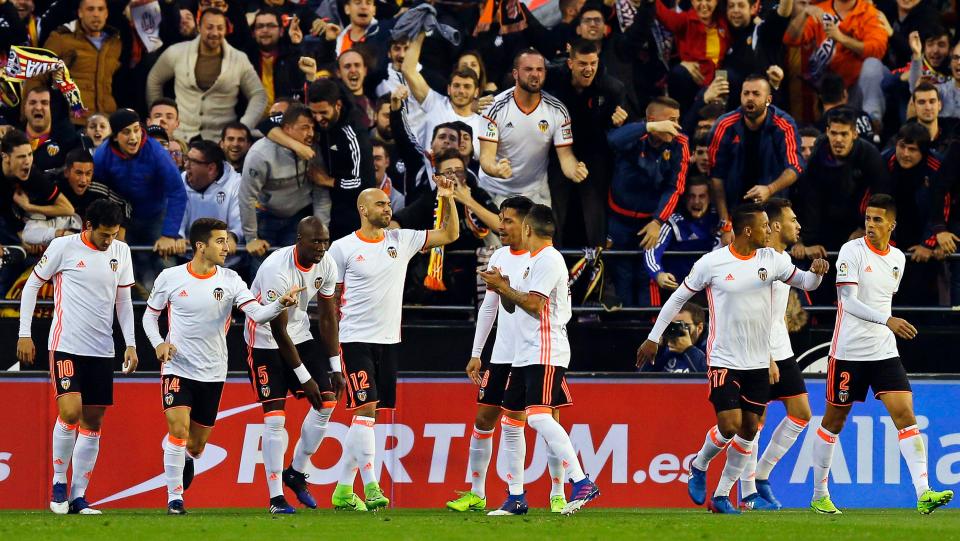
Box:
500 196 534 217
647 96 681 116
307 78 342 105
449 120 473 138
24 85 51 100
512 48 544 70
253 6 281 26
680 302 705 326
189 217 229 251
763 197 792 222
64 148 93 169
189 139 226 178
524 204 556 238
569 38 600 58
685 175 709 191
921 24 950 44
432 122 459 142
149 97 178 115
698 102 726 121
693 134 710 148
742 73 772 93
896 121 931 151
913 81 941 101
371 141 390 158
799 126 821 139
866 193 897 218
434 147 463 166
1 128 30 154
824 106 857 130
85 199 123 229
220 121 251 141
281 103 314 127
199 6 227 24
731 202 765 233
449 67 480 89
819 71 846 104
577 2 604 22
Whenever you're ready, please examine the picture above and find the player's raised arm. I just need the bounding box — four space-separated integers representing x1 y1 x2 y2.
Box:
782 258 829 291
423 175 461 249
239 285 304 323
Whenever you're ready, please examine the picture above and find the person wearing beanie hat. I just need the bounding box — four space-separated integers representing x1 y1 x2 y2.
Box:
94 108 187 290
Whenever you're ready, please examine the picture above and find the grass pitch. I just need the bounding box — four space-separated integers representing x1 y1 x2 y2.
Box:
1 508 958 540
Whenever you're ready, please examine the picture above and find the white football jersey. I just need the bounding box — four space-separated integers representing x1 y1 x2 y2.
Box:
328 229 428 344
29 233 134 357
477 88 573 198
512 245 572 368
245 245 338 349
421 90 484 160
684 246 797 370
830 237 905 361
770 279 793 361
148 264 263 382
476 246 529 364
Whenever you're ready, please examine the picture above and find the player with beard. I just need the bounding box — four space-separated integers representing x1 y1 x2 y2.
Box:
401 31 486 157
478 49 588 206
735 198 813 511
706 75 803 245
638 203 828 514
327 183 459 511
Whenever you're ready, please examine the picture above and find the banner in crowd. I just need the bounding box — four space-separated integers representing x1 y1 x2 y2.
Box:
1 376 957 509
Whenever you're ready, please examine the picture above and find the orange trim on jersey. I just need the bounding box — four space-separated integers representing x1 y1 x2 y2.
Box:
167 434 187 446
51 273 64 351
80 231 98 251
187 262 216 279
526 406 552 416
730 439 751 455
354 230 384 243
292 246 314 272
530 243 553 257
513 92 541 115
816 427 838 444
864 236 890 256
728 244 755 260
897 426 920 440
264 411 286 418
509 248 528 256
500 416 526 427
786 414 810 427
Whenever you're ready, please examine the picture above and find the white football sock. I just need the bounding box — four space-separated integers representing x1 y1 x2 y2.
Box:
262 412 286 499
812 426 838 500
756 415 808 480
52 417 77 484
345 416 377 485
500 417 526 496
692 425 731 471
468 426 494 499
547 448 566 498
714 435 754 498
163 434 186 503
897 425 930 498
69 428 100 500
291 406 334 473
527 413 585 483
739 426 762 498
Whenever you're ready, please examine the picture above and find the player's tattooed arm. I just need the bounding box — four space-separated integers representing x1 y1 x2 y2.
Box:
479 267 545 317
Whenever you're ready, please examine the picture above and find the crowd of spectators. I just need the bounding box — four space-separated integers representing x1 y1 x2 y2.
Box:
0 0 957 317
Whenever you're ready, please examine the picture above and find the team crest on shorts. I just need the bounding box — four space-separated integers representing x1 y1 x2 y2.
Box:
523 267 530 279
216 191 226 204
357 390 367 401
164 393 174 406
314 276 323 289
109 258 119 272
538 120 549 133
261 385 271 398
60 377 70 390
758 267 768 281
387 246 398 259
892 266 900 280
213 287 225 301
838 389 849 402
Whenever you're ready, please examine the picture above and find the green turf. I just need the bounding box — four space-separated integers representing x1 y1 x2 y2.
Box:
1 508 958 540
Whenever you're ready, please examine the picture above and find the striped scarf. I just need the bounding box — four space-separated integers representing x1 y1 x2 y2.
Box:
424 195 447 291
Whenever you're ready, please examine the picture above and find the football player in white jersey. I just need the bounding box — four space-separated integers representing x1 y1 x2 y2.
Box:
737 199 813 511
637 203 829 514
810 194 953 515
244 217 343 514
480 204 600 516
446 196 550 513
478 49 588 206
143 218 302 515
18 200 136 515
327 180 460 511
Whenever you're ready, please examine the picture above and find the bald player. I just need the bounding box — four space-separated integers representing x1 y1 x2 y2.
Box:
326 182 460 511
244 217 343 513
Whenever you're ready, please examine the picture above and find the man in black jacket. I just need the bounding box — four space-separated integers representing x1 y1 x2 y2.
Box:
246 8 308 108
545 39 626 247
793 108 891 258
